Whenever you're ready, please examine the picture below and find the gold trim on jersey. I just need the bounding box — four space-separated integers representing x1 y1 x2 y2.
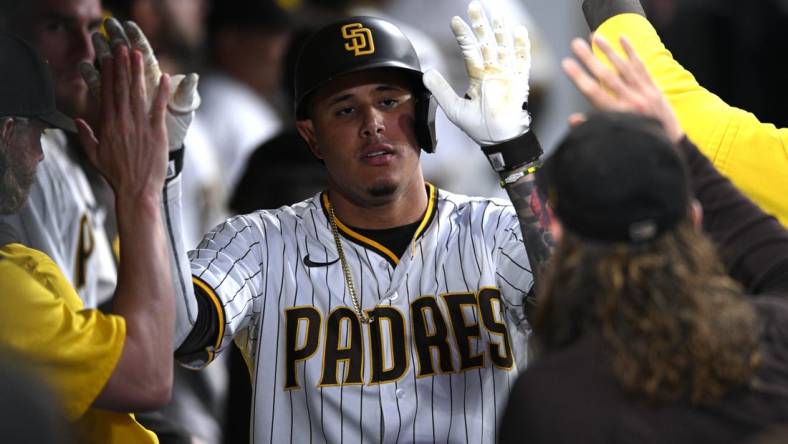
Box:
320 183 438 266
192 276 226 363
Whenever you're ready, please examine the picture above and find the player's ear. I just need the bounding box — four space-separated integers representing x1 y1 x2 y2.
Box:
296 119 323 160
0 118 15 143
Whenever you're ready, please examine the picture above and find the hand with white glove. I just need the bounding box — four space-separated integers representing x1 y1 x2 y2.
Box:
423 1 532 147
80 18 200 153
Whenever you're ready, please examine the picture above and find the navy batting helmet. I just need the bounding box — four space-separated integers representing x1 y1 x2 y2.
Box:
294 16 437 153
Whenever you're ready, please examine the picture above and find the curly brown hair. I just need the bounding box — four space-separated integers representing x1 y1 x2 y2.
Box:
533 220 761 404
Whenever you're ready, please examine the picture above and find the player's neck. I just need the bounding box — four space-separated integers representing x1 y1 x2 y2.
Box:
327 177 428 229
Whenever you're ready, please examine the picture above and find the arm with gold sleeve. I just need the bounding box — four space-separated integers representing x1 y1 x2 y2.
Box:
581 0 788 227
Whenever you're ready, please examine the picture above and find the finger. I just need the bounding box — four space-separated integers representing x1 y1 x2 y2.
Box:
567 113 587 127
92 32 112 67
491 7 514 67
113 45 132 123
619 37 657 89
100 46 116 124
130 49 147 128
592 35 639 88
570 37 631 101
169 73 201 114
79 61 101 99
74 119 100 166
561 57 618 110
450 16 484 79
104 17 131 48
513 25 531 78
151 73 171 133
422 69 464 123
123 21 162 80
467 1 497 67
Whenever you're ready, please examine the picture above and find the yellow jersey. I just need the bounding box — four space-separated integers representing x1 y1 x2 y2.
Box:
0 243 157 443
593 13 788 227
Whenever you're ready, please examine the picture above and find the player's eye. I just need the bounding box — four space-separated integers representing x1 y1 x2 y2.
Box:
43 20 68 33
334 107 356 117
379 98 399 108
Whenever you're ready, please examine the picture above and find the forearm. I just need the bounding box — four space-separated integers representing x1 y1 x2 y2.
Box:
494 131 553 291
101 191 175 410
503 168 553 293
680 137 788 293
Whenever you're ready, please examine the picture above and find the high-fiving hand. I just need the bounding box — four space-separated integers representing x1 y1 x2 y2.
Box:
80 18 200 152
562 35 684 143
423 0 532 146
74 30 170 199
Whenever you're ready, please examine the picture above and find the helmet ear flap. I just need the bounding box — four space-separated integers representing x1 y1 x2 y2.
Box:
415 90 437 153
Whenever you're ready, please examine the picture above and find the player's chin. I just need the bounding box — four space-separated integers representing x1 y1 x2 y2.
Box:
366 182 398 198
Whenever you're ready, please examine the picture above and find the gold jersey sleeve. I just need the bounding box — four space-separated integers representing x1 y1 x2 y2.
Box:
0 243 157 444
594 13 788 227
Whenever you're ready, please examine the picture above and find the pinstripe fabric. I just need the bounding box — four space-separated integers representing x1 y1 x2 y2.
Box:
184 187 533 443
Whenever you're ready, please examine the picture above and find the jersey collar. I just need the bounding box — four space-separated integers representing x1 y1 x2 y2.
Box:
320 183 438 266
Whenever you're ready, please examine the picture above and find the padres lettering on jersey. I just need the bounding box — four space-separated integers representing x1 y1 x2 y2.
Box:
179 184 532 443
284 288 514 389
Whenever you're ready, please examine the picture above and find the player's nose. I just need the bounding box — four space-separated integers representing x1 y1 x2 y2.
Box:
359 106 385 138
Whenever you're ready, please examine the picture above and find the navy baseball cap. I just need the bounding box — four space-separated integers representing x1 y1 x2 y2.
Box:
537 112 690 243
0 31 76 133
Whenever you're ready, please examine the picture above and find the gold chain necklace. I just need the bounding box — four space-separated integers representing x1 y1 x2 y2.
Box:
326 198 374 324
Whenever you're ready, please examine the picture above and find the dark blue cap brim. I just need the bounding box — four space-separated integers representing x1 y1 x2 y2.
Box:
38 110 77 134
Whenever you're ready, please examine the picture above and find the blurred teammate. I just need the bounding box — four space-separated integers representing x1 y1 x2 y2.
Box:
0 30 175 443
500 25 788 441
577 0 788 226
0 0 118 309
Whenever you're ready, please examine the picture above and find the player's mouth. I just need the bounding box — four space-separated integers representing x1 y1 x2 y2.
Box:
360 143 396 166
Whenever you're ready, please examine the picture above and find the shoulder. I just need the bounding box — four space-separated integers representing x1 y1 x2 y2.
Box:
437 188 513 214
436 188 518 232
219 194 322 235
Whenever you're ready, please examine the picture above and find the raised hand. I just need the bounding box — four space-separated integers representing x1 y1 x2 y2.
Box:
74 38 170 199
423 0 532 146
80 18 200 152
562 35 684 143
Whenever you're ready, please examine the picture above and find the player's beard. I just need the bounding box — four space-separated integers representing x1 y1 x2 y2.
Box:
367 182 398 198
0 144 35 215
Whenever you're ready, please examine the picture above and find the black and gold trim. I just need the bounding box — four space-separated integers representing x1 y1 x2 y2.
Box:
192 275 226 364
320 183 438 267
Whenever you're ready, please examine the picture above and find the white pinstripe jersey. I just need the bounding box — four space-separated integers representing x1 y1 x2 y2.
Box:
184 183 533 443
0 130 117 308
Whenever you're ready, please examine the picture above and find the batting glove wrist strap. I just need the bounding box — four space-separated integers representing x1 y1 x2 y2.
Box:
482 129 543 172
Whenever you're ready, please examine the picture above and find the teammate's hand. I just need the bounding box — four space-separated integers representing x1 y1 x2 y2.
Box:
80 18 200 152
74 40 170 199
562 35 684 143
423 0 532 146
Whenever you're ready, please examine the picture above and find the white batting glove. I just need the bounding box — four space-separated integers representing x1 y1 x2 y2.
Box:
81 18 201 152
423 1 532 146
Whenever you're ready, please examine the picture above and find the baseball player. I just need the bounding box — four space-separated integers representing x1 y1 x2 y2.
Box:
0 29 174 443
0 0 118 309
94 1 548 442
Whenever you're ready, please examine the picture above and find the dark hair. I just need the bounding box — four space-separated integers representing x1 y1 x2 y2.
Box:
533 221 760 404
